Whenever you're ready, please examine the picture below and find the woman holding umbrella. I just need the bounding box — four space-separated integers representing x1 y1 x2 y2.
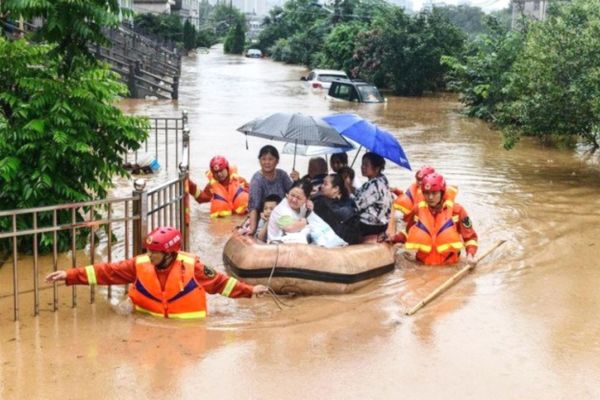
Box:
241 145 295 236
354 152 392 239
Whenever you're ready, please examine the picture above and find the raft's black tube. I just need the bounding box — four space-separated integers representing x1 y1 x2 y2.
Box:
223 254 395 284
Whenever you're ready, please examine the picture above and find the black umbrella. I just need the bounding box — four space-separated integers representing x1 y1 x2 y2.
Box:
237 112 351 169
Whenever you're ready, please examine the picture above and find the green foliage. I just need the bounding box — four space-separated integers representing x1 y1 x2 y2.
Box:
211 4 245 38
258 0 330 58
446 0 600 150
271 19 330 65
133 13 183 44
354 7 465 95
0 38 148 209
443 17 524 121
223 20 246 54
2 0 120 76
311 22 366 72
183 20 197 52
433 4 487 36
0 1 149 252
196 28 217 48
501 0 600 149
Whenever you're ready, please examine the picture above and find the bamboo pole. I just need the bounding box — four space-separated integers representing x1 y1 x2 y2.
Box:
405 240 506 316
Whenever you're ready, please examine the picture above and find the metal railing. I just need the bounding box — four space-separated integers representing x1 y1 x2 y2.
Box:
0 123 191 321
124 110 189 173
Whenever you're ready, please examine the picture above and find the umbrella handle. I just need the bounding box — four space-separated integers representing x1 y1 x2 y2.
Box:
292 140 297 171
350 146 363 168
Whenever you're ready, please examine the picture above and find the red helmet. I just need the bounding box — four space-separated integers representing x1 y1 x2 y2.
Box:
145 226 182 252
416 166 435 181
421 173 446 192
209 156 229 172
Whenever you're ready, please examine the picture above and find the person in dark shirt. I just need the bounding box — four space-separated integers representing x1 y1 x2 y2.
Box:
313 174 361 245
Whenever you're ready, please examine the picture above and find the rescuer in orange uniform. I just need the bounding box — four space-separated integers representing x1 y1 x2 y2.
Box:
188 156 249 218
45 227 268 319
392 166 458 220
392 173 478 267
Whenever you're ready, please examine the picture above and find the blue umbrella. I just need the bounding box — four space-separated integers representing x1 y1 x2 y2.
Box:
323 113 411 171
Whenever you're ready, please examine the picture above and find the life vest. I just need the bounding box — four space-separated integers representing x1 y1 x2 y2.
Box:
128 252 207 319
393 182 420 215
393 183 459 219
405 198 464 266
205 166 248 218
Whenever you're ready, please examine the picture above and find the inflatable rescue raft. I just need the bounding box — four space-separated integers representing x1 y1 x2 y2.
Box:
222 233 396 295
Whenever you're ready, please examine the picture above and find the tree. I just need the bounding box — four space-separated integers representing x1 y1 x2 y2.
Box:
258 0 330 57
183 19 197 53
196 28 217 48
500 0 600 149
434 4 487 36
443 17 524 122
224 20 246 54
0 1 148 252
133 13 183 44
2 0 120 76
353 7 465 95
312 22 366 72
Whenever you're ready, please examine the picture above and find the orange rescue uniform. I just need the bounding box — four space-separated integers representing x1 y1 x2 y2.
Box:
65 251 253 319
395 198 478 266
189 166 249 218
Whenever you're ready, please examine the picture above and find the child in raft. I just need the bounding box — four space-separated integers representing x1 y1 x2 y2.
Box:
256 194 282 242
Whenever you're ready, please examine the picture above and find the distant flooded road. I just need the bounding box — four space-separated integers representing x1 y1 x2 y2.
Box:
2 46 600 399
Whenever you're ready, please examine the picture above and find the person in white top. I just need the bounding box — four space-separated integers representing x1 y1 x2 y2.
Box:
267 181 313 244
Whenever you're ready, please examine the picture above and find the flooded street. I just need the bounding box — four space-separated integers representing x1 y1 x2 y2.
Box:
2 47 600 399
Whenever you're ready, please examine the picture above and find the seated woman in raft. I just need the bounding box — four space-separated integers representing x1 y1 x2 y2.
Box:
267 181 313 244
312 174 362 245
353 152 392 240
242 145 294 236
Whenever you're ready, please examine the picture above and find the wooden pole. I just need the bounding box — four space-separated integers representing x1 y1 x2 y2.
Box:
405 240 506 316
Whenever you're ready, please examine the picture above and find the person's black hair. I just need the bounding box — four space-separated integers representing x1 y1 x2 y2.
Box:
260 194 282 212
362 152 385 172
330 152 348 165
258 145 279 160
308 157 328 177
288 180 312 198
337 166 355 181
328 173 349 200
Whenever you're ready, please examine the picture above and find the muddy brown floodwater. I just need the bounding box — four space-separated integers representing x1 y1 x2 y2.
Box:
1 46 600 399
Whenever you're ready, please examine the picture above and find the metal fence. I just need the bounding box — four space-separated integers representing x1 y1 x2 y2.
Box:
0 126 190 321
124 110 190 173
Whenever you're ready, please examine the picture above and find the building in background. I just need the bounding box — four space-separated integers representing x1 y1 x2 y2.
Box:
511 0 548 28
173 0 201 29
133 0 175 14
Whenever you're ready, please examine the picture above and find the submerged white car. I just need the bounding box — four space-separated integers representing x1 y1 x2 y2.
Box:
301 69 349 90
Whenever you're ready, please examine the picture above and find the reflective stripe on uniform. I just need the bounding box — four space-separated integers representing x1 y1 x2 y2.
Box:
221 277 238 297
405 242 432 252
436 242 464 252
176 252 195 266
84 265 97 285
135 305 165 318
168 311 206 319
210 210 232 218
136 304 206 319
452 215 459 223
393 203 411 214
136 255 151 265
464 240 478 247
